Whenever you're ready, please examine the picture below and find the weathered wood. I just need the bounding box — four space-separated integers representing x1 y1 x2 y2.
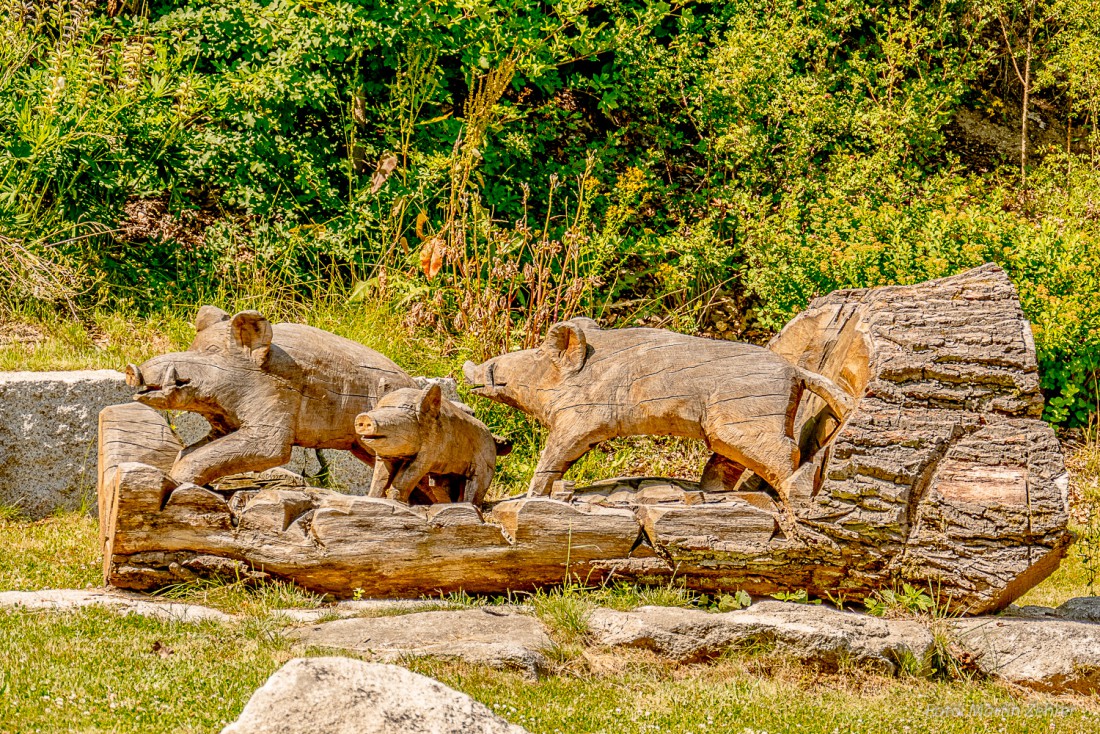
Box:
462 318 853 497
123 306 417 487
100 403 646 596
100 265 1071 613
356 384 509 506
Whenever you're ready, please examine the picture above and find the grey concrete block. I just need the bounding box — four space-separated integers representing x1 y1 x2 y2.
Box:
0 370 133 518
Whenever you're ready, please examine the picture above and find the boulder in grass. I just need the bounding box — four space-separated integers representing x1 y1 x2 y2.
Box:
221 657 529 734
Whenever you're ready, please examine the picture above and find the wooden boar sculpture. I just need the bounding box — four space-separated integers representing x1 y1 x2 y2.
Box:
354 384 510 506
463 318 855 498
125 306 417 486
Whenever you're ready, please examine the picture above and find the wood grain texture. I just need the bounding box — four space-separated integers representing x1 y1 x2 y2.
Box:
100 265 1070 613
123 307 417 487
356 384 506 506
462 318 853 497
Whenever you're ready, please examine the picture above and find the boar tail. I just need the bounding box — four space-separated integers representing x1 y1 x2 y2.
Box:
797 368 856 420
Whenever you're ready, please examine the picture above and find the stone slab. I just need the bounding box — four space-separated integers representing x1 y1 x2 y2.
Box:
0 588 232 623
951 616 1100 693
0 370 133 517
588 601 934 673
290 607 552 678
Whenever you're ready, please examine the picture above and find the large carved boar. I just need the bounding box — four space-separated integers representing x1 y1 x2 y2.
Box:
463 318 854 497
125 306 416 486
354 384 510 506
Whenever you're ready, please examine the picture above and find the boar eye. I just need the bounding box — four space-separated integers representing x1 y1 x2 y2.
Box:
205 345 221 354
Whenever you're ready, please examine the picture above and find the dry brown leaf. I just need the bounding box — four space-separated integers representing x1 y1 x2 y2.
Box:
415 211 429 240
370 154 399 194
429 241 444 279
419 239 434 278
420 237 445 279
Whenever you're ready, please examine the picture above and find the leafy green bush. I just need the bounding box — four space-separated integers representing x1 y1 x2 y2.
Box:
1 0 1099 424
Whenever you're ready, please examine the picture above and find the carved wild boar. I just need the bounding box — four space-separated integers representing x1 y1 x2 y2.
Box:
463 318 854 497
125 306 416 486
354 384 510 506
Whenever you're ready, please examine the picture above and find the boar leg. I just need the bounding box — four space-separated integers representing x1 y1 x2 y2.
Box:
528 428 602 497
699 453 746 492
706 419 799 493
461 462 493 506
385 457 431 503
368 459 397 498
170 428 294 486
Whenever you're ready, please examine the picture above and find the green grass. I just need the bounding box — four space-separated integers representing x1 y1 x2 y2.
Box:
408 655 1099 734
4 608 1097 734
1 505 1099 732
0 513 100 591
154 577 327 618
0 608 292 733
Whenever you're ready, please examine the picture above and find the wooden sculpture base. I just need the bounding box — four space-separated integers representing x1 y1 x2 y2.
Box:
98 265 1071 614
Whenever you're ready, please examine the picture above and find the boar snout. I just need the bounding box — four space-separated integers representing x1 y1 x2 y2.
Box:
125 364 143 388
354 407 420 457
463 359 501 395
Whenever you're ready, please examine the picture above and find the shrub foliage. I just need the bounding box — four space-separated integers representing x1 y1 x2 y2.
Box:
1 0 1098 424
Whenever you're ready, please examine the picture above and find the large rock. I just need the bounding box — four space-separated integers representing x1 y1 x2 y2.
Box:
290 608 551 678
587 601 934 673
950 616 1100 693
221 657 528 734
0 370 133 517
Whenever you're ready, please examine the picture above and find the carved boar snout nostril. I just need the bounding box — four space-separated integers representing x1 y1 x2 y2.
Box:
355 414 376 435
125 364 143 388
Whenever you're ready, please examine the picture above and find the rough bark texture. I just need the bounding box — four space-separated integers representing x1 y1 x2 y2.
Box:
100 265 1070 613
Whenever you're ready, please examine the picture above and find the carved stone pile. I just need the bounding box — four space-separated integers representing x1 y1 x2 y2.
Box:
98 265 1071 613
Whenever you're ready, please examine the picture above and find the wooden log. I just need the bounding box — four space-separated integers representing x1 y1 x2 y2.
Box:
764 263 1070 611
99 265 1071 613
101 404 647 597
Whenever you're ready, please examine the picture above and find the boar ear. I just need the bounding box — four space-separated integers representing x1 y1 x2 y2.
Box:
419 383 442 418
195 306 230 333
543 321 588 373
227 311 273 366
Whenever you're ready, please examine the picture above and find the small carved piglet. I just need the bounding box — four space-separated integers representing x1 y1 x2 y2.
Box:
354 384 509 506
